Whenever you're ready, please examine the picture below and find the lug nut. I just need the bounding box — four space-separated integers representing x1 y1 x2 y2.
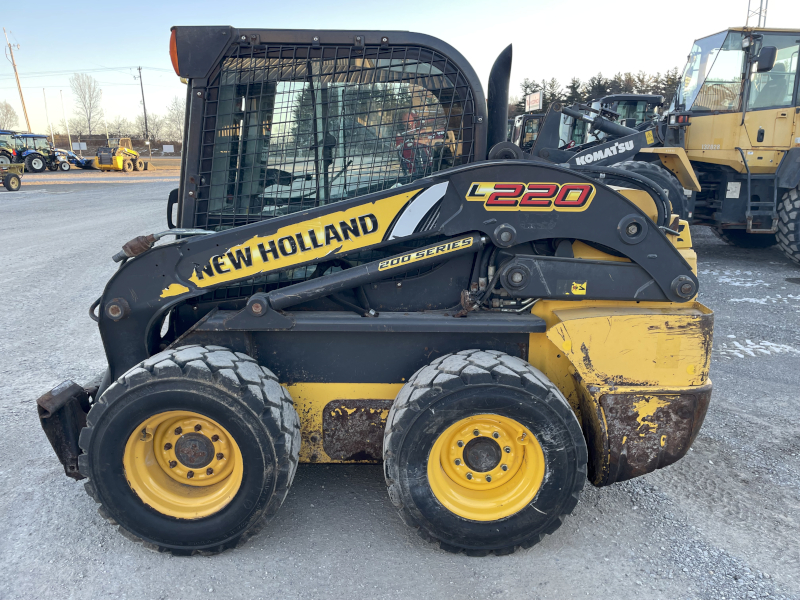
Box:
206 468 214 475
486 475 492 482
501 464 508 471
164 443 172 451
194 424 202 432
211 435 220 442
466 473 473 480
216 453 224 460
457 440 464 448
473 429 480 436
187 471 194 479
169 460 177 468
492 432 500 439
174 427 182 435
504 446 511 453
454 459 461 466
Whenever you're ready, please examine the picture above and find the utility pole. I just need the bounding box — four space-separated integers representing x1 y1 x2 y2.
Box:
43 89 54 145
137 66 151 160
59 90 73 154
3 28 30 132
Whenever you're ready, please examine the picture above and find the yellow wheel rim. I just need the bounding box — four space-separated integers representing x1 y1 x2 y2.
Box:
427 414 545 521
123 410 243 519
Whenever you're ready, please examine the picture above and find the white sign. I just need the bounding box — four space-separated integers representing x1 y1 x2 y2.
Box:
72 142 87 151
163 145 175 153
525 91 543 112
726 182 741 199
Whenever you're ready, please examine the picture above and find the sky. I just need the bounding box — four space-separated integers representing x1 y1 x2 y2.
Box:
0 0 795 135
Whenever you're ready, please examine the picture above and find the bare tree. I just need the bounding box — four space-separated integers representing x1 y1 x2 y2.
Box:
133 114 148 139
70 73 103 135
148 114 165 141
108 115 133 137
165 95 186 141
0 101 19 130
58 116 89 138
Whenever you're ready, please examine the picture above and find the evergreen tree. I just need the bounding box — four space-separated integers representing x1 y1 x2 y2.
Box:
564 78 583 104
633 71 652 94
582 73 609 102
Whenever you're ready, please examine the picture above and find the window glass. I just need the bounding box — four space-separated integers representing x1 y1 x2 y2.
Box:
747 35 799 110
519 117 540 151
678 31 729 109
195 45 477 230
692 32 746 111
34 138 50 150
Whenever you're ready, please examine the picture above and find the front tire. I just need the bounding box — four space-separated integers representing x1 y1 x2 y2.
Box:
133 158 144 171
78 345 301 555
607 160 687 219
384 350 586 555
777 185 800 265
59 161 71 171
122 159 133 172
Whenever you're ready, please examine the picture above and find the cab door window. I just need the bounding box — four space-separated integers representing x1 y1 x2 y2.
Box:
692 32 746 112
747 35 799 110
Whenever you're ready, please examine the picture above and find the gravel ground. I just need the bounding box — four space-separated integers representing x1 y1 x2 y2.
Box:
0 180 798 600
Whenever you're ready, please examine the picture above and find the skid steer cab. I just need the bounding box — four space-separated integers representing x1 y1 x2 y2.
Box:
36 27 713 557
96 138 144 172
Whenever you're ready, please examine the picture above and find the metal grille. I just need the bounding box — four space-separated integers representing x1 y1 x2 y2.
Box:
193 43 477 230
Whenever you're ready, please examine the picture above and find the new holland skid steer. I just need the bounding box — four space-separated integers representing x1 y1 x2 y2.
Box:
35 27 713 556
519 27 800 264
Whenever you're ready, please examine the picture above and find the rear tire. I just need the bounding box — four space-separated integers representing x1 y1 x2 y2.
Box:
4 174 21 191
607 160 687 219
25 154 46 173
78 345 301 555
133 158 144 171
384 350 586 555
711 228 776 249
777 184 800 265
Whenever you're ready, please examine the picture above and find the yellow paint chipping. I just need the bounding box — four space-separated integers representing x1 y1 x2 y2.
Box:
633 396 671 432
160 283 190 298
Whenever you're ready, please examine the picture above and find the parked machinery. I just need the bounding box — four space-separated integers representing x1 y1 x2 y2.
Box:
96 138 144 172
35 27 713 556
523 27 800 264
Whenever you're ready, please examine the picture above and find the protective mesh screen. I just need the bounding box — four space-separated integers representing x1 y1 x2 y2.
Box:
193 43 477 230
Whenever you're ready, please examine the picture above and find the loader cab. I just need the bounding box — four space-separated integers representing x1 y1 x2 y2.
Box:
511 113 544 151
677 28 799 125
169 27 487 230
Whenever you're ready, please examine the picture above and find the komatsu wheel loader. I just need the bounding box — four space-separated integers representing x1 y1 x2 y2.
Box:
35 27 713 556
520 27 800 264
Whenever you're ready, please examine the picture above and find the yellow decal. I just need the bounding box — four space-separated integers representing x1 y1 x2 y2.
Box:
378 237 473 271
645 130 655 145
466 181 595 212
189 189 419 288
570 282 587 295
160 283 190 298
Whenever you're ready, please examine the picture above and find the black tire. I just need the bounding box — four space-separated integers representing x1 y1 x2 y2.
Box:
59 161 70 171
777 184 800 265
607 160 688 220
384 350 586 555
78 344 301 555
24 154 46 173
711 227 776 249
122 159 133 172
133 158 144 171
48 163 59 171
3 174 21 191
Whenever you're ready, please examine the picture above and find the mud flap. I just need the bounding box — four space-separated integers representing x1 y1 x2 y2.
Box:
36 381 92 480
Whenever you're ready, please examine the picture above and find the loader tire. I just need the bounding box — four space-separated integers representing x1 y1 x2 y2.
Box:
77 345 301 555
383 350 586 555
24 154 46 173
711 227 776 249
606 160 687 219
133 158 144 171
122 159 133 172
777 184 800 265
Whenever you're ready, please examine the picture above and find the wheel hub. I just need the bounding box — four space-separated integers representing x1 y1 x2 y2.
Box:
462 437 502 472
174 432 214 469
